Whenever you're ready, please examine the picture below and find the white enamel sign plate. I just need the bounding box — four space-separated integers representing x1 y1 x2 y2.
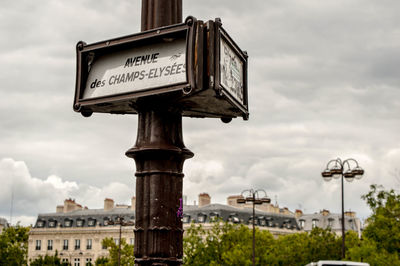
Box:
219 38 244 105
82 38 187 100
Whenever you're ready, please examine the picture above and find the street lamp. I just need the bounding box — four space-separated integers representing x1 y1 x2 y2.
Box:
109 216 134 266
321 158 364 259
237 189 271 266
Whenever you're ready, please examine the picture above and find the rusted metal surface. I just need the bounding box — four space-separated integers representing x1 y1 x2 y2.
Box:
127 1 192 265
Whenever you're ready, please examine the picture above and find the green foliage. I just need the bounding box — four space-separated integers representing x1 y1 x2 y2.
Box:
346 237 400 266
183 221 342 266
30 251 69 266
95 256 109 265
0 225 29 266
362 184 400 254
99 237 134 266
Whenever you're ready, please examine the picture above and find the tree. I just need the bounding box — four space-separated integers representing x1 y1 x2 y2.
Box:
0 225 29 266
95 256 109 265
100 237 134 265
30 251 69 266
183 221 343 266
359 184 400 263
346 237 400 266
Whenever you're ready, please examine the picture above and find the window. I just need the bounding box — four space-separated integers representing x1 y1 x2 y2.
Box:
265 217 273 227
104 217 110 226
328 218 334 228
349 219 354 229
299 219 305 229
182 215 191 223
286 222 292 229
47 239 53 250
48 220 57 228
228 214 240 224
35 240 41 250
62 258 69 263
248 216 257 225
312 219 319 228
88 219 96 227
114 238 119 245
75 239 80 250
64 219 72 227
210 212 219 221
74 258 80 266
36 220 44 228
102 240 107 249
63 239 69 250
259 217 267 226
85 258 92 266
86 239 92 250
130 238 134 245
76 219 84 227
197 214 206 223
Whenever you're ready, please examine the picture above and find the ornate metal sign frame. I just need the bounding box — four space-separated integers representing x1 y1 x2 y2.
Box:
210 19 249 120
74 17 200 116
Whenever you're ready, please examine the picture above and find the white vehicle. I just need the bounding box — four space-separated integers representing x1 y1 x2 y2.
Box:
306 261 370 266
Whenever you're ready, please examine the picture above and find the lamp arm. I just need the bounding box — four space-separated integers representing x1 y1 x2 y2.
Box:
255 189 267 198
343 158 360 168
326 158 342 169
241 189 252 197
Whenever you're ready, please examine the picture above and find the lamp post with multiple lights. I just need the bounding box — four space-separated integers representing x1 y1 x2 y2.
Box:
108 216 134 266
236 189 271 266
321 158 364 259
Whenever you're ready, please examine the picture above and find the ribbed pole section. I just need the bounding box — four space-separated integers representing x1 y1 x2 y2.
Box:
141 0 182 31
127 1 191 265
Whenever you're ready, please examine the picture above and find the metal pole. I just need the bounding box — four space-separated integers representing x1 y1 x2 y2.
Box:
252 193 255 266
127 1 193 265
341 173 345 259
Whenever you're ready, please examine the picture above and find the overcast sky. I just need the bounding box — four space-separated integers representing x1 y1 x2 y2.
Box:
1 0 400 226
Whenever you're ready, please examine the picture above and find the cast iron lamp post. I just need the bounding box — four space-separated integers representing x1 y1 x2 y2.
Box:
237 189 271 266
321 158 364 259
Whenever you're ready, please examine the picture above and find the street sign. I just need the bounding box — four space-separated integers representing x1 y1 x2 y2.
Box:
209 19 249 119
82 38 187 100
74 17 200 116
74 17 249 121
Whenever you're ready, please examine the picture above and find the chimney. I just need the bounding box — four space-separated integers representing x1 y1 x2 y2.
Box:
345 211 356 217
295 209 303 218
227 195 243 207
104 198 114 211
56 205 64 213
131 196 136 211
321 209 330 216
63 199 83 213
198 193 210 207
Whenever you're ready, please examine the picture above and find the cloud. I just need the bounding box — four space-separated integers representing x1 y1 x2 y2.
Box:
0 158 133 225
1 0 400 225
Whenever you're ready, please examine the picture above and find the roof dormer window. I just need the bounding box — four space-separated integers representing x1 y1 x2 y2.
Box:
197 213 206 223
64 219 72 227
76 219 84 227
210 212 219 222
48 220 57 228
36 220 45 228
182 215 191 224
88 218 96 227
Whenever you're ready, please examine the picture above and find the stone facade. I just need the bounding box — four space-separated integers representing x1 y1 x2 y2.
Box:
28 194 362 264
28 198 136 265
296 209 362 237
